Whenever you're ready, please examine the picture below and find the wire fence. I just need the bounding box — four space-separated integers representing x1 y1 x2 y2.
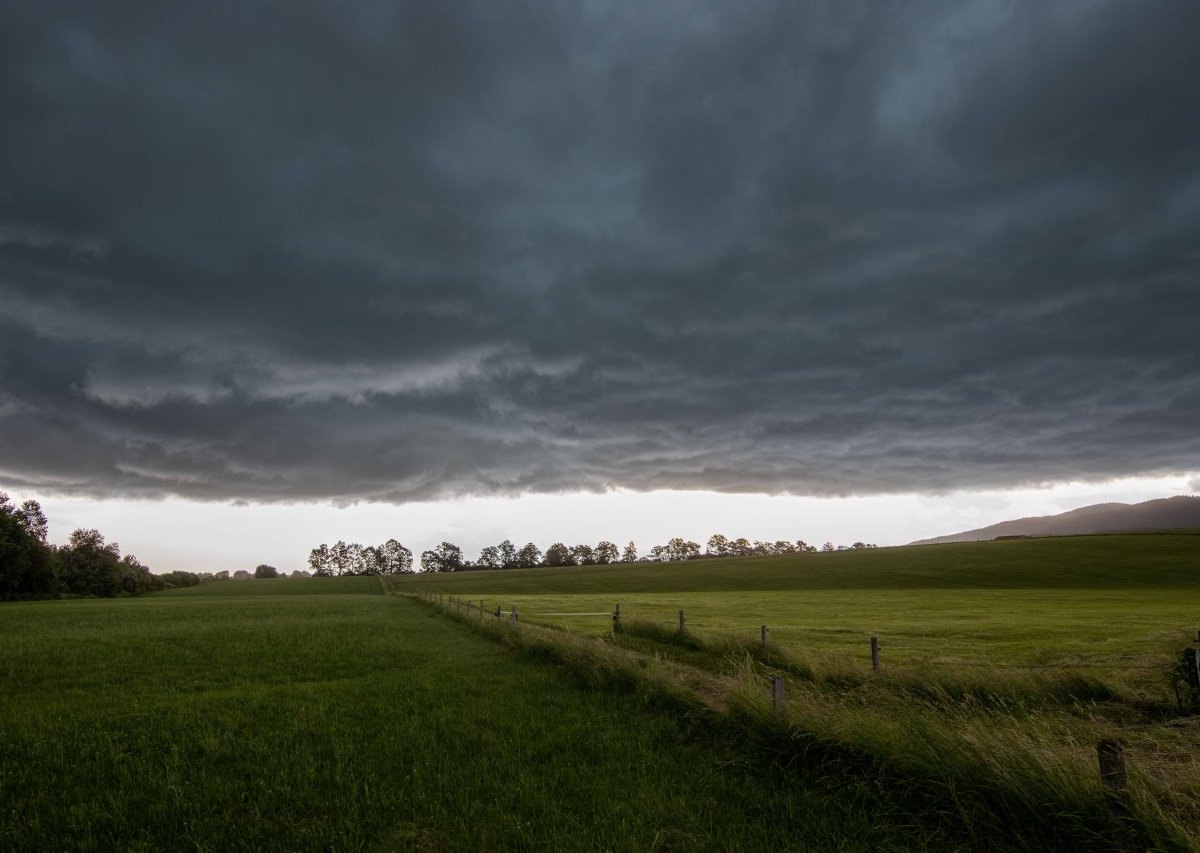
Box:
413 590 1181 676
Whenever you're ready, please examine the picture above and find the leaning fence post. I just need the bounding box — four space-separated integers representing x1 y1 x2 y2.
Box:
679 610 686 635
870 636 881 673
772 676 785 713
1097 739 1129 819
613 603 621 633
761 625 770 649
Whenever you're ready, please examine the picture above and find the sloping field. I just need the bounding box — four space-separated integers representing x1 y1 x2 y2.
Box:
1 578 948 851
394 532 1200 594
380 534 1200 849
391 533 1200 673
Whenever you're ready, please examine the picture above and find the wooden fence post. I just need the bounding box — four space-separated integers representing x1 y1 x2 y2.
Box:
679 610 686 635
1097 739 1129 818
511 607 518 624
613 603 621 633
772 676 785 712
761 625 770 649
870 636 881 673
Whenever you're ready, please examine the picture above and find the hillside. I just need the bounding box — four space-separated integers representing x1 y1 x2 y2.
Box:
909 495 1200 545
391 531 1200 594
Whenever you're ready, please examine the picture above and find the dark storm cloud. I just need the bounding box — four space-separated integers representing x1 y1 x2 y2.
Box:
2 0 1198 502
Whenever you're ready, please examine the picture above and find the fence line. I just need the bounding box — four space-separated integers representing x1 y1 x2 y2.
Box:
406 589 1178 675
407 587 1157 833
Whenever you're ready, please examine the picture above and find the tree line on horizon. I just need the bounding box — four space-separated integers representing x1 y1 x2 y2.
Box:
307 534 878 575
0 492 209 600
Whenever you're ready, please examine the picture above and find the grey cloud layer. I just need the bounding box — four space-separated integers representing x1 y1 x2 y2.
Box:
1 1 1198 502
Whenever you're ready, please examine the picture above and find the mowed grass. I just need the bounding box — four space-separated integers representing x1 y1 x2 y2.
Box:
2 578 946 851
392 533 1200 678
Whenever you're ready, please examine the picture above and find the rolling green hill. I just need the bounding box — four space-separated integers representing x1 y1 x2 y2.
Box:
392 531 1200 595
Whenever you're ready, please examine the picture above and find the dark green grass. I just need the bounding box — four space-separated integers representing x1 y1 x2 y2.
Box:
2 579 956 851
417 595 1196 851
393 532 1200 595
387 535 1200 681
160 574 382 596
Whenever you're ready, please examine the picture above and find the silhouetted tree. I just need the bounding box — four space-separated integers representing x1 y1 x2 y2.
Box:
254 564 279 578
706 534 730 557
621 541 638 563
476 545 502 569
308 544 332 576
595 541 619 564
544 542 572 567
378 539 413 573
498 540 519 569
330 541 352 575
517 542 542 568
55 529 123 597
665 537 700 561
0 493 55 599
570 544 596 565
420 542 463 573
347 543 366 574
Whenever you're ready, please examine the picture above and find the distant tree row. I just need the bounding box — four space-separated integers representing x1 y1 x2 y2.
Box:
313 534 879 573
0 492 209 600
307 540 414 576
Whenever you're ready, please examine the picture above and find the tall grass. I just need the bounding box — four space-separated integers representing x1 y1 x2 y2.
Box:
616 617 1121 710
413 592 1198 851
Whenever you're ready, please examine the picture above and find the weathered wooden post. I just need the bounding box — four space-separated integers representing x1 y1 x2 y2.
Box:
772 676 785 713
870 636 881 673
678 610 686 635
495 604 502 618
511 607 518 624
761 625 770 649
1097 739 1129 819
613 603 621 633
1181 647 1200 709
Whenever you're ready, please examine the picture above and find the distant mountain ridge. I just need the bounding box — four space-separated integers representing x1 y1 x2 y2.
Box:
910 495 1200 545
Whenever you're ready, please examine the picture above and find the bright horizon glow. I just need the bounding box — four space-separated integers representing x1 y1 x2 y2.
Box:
9 472 1197 575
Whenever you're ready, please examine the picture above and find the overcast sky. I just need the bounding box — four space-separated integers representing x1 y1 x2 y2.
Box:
2 2 1198 570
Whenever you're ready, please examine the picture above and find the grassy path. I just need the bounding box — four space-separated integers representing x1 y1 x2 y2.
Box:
1 583 942 851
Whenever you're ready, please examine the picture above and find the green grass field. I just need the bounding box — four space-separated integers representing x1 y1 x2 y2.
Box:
2 578 957 851
6 533 1200 850
391 533 1200 676
378 533 1200 849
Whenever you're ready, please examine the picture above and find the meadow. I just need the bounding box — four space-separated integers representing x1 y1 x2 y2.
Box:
391 534 1200 674
4 533 1199 850
385 533 1200 849
1 577 960 852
